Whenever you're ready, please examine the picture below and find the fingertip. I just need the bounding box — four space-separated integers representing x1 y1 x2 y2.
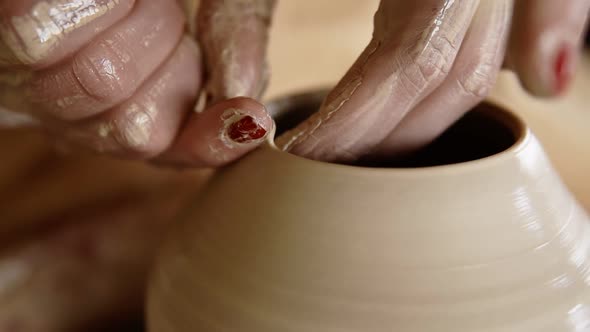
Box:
160 97 273 168
513 37 579 98
509 0 588 98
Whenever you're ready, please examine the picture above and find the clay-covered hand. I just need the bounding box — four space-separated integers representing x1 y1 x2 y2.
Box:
0 0 275 167
278 0 590 162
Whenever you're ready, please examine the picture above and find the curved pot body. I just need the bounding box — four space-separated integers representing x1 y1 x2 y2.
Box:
491 70 590 211
148 91 590 332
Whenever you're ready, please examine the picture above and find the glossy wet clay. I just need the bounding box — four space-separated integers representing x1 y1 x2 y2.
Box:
148 88 590 332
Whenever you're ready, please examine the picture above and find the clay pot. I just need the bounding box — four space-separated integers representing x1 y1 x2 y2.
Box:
147 89 590 331
490 70 590 211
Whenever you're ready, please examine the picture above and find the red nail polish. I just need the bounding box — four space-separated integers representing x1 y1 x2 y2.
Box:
554 45 574 95
227 115 267 143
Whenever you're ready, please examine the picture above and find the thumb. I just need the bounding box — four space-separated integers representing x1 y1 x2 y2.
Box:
197 0 276 107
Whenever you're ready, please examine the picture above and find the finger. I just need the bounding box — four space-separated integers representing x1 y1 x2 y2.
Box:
375 0 513 158
159 97 273 167
24 0 186 121
197 0 276 106
0 0 136 68
507 0 590 97
58 36 201 158
276 0 480 162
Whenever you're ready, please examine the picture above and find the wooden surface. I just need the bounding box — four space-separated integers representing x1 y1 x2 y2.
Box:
267 0 378 99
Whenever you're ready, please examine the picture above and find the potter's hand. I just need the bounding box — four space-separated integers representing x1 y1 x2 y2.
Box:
0 0 275 167
277 0 590 162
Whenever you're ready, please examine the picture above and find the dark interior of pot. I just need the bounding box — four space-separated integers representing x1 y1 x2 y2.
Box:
268 90 524 168
381 106 519 168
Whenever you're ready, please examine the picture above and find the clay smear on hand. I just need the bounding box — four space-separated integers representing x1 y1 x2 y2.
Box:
1 0 120 64
277 40 380 152
200 0 275 104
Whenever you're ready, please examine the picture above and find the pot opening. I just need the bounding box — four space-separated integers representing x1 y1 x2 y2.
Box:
372 105 519 168
268 90 524 168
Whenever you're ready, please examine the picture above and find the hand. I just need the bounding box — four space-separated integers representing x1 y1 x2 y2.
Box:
0 0 275 167
278 0 590 162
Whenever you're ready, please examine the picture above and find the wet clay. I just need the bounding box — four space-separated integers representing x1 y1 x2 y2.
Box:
148 89 590 332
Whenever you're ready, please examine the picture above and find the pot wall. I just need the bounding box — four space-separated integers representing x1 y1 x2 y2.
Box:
148 100 590 331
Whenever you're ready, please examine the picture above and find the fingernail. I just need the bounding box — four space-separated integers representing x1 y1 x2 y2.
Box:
553 44 575 95
221 109 268 145
227 115 267 143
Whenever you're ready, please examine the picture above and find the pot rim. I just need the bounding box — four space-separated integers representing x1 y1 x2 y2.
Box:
262 87 531 176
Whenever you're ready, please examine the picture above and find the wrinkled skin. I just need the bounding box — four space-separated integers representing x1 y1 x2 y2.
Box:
0 0 276 167
1 0 588 164
0 1 589 331
278 0 590 162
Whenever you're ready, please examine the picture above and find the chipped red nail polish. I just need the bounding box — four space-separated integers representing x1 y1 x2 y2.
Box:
554 45 574 95
227 115 267 144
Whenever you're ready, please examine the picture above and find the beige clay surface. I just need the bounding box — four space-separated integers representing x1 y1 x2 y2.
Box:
149 98 590 331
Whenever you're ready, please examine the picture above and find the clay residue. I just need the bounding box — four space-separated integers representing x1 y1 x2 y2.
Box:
199 0 276 103
276 40 380 151
411 0 478 80
97 69 173 151
120 103 154 148
1 0 120 64
460 0 511 98
278 0 483 158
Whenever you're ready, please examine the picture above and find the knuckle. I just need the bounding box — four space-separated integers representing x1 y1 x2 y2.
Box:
457 62 496 99
415 32 456 73
110 103 159 156
397 46 452 95
72 38 138 106
397 27 460 94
